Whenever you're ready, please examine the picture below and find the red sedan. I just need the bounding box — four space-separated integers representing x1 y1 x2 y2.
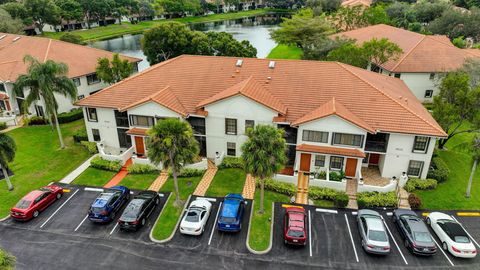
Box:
10 185 64 221
283 207 307 246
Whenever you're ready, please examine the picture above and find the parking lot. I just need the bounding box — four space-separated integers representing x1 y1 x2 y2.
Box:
3 183 168 243
169 195 252 255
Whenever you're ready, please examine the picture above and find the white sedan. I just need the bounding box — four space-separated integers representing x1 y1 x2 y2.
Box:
426 212 477 258
179 199 212 235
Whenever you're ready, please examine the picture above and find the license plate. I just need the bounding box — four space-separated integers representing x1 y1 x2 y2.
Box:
423 248 429 251
225 225 230 228
293 239 298 242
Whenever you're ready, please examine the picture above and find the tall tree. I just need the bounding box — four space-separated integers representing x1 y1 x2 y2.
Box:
13 56 77 149
0 133 16 191
147 118 199 207
96 53 134 84
331 5 368 31
241 125 287 214
206 31 257 58
24 0 61 33
0 8 24 34
55 0 83 30
466 135 480 198
0 2 29 21
432 72 480 149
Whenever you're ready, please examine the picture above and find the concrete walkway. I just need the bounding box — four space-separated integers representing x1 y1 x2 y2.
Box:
398 188 411 209
148 170 169 191
60 154 98 184
346 178 358 209
193 160 217 196
104 158 132 188
242 174 256 200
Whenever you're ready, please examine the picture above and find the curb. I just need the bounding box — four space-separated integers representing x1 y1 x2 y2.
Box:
0 214 10 222
246 201 274 255
149 194 190 244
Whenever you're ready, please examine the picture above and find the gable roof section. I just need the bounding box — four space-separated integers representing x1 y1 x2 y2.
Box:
332 24 478 73
0 33 141 82
120 86 187 116
197 76 287 115
292 97 375 132
76 55 447 137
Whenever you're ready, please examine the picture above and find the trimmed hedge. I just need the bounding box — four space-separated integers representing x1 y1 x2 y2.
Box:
177 168 206 177
404 178 437 193
128 163 158 174
90 156 122 172
408 193 422 209
24 116 47 126
427 157 450 183
219 156 243 169
73 129 88 143
80 141 98 154
357 191 397 208
58 108 83 124
0 122 7 130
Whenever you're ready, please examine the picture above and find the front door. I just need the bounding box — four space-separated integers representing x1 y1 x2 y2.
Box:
345 158 358 178
369 153 380 165
135 136 145 156
299 153 311 172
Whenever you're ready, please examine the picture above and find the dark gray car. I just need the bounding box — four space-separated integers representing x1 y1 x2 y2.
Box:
357 209 391 255
393 209 436 256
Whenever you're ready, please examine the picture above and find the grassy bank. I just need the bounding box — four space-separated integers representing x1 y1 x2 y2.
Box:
267 44 303 60
205 168 246 197
43 9 287 42
72 167 116 187
0 120 90 217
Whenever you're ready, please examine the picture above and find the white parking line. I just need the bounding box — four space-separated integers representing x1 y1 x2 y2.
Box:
308 210 312 257
382 219 408 265
386 212 393 216
315 208 338 214
450 215 480 249
208 202 222 246
75 215 89 232
40 189 79 228
352 212 358 216
344 214 359 263
430 234 455 266
110 222 119 235
84 187 103 192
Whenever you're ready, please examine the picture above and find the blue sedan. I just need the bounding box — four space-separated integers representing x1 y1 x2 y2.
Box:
88 186 130 223
217 194 245 232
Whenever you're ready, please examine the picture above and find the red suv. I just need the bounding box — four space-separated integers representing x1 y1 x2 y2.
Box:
283 207 307 246
10 185 64 221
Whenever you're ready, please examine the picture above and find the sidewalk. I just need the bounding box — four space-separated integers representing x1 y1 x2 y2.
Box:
148 170 169 191
242 174 256 200
104 158 132 188
60 154 98 184
193 160 218 196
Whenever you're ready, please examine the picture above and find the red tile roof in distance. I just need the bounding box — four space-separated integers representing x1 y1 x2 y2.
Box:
341 0 372 7
296 144 366 158
332 24 479 73
0 33 141 82
77 55 447 137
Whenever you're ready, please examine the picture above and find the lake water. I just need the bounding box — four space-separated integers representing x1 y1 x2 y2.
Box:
89 14 285 71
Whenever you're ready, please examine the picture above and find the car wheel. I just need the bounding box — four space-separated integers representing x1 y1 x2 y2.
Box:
56 193 62 200
426 217 431 225
404 239 410 249
33 210 39 218
442 242 448 251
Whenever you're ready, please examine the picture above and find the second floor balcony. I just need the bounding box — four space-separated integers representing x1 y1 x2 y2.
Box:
365 133 389 153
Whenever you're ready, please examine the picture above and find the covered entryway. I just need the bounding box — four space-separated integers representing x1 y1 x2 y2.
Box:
134 136 145 157
345 158 358 178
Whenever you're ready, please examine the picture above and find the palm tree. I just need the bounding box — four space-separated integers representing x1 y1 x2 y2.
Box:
0 133 16 191
13 55 77 149
466 135 480 198
241 125 287 214
147 118 199 207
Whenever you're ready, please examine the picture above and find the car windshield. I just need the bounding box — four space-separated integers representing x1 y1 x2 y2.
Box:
413 232 431 242
185 208 201 222
368 230 388 242
15 199 31 209
454 236 471 243
288 229 304 238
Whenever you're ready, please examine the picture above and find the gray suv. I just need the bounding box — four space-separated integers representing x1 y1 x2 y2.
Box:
393 209 436 256
357 209 391 255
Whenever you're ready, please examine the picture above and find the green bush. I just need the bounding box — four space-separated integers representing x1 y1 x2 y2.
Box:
404 178 437 193
0 248 15 269
262 178 296 196
427 157 449 183
314 170 327 180
334 193 350 208
60 33 86 45
0 122 7 130
357 191 397 208
219 156 243 168
128 163 158 174
329 171 345 181
90 156 122 172
73 129 88 143
24 116 47 126
176 168 206 177
58 108 83 124
408 193 422 209
80 141 98 154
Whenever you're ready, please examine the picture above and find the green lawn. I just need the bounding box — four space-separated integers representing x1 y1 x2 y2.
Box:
43 9 287 42
249 189 290 251
151 176 202 240
0 120 90 217
72 167 116 187
314 199 335 208
205 168 246 197
120 173 159 190
267 44 303 60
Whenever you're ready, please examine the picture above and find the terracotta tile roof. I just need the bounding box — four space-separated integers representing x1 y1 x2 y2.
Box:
0 33 141 82
341 0 372 7
292 97 375 133
126 127 148 136
197 76 287 115
296 144 366 158
120 86 188 116
77 55 447 137
332 24 478 73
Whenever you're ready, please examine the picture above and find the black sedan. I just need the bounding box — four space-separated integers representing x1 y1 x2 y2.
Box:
393 209 436 256
118 191 160 231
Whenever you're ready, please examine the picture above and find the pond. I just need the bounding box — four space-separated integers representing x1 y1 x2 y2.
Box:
89 13 286 71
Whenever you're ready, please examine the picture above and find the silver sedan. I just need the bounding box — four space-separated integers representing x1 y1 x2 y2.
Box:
357 209 391 255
